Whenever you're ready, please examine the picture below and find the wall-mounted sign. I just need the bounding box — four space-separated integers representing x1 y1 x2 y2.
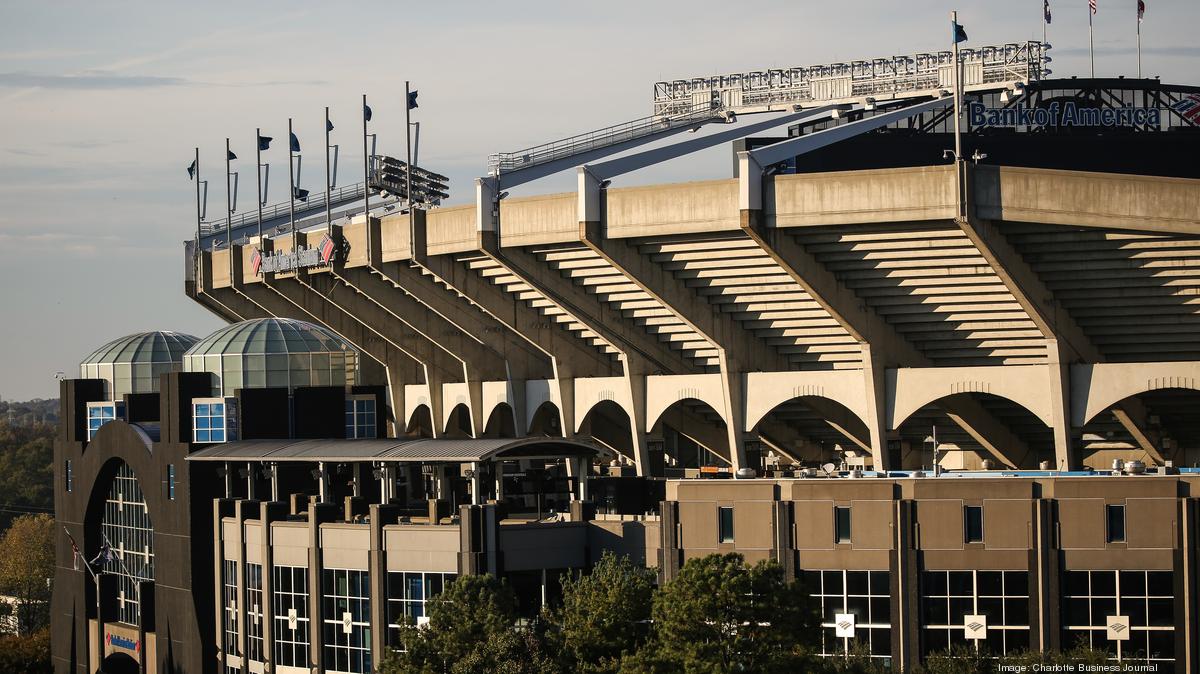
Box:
342 611 354 634
834 613 856 638
1106 615 1131 641
969 101 1162 129
963 614 987 640
287 608 298 630
255 234 340 275
106 631 141 653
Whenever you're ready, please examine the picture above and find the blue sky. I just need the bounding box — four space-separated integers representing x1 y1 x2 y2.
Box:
1 0 1196 400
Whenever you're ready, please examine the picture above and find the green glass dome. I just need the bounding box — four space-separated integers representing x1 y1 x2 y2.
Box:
80 331 199 397
183 318 358 395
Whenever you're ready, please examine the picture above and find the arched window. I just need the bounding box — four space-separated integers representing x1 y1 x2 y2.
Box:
101 461 154 625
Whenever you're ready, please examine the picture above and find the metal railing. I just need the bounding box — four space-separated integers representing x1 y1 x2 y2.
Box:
653 41 1049 116
487 100 723 174
199 181 368 237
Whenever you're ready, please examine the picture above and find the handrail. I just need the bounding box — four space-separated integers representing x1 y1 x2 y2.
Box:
487 100 722 174
200 181 368 237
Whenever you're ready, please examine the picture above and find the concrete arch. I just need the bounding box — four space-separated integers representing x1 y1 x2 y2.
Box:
577 398 636 464
888 365 1054 430
527 401 563 437
1072 361 1200 426
644 374 728 433
406 404 434 438
444 403 473 438
750 394 872 461
573 376 636 435
480 380 526 438
403 384 434 434
743 370 870 433
483 403 518 438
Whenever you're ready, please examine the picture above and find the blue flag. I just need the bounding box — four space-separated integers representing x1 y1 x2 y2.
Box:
363 104 372 121
227 150 237 161
258 135 272 151
952 21 968 43
407 90 418 110
187 158 196 179
289 132 301 153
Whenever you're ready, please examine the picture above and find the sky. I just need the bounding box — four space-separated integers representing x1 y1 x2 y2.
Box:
1 0 1197 401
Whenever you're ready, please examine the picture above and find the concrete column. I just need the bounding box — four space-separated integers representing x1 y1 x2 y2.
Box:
893 499 919 673
862 345 893 471
1034 498 1061 652
623 365 652 476
1047 340 1077 470
719 363 750 473
771 499 794 581
306 502 340 673
259 501 287 674
470 462 484 505
476 176 498 233
1178 498 1196 672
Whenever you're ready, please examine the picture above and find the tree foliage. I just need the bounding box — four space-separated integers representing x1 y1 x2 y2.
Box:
544 551 656 674
0 415 56 533
0 514 55 634
382 574 554 674
0 629 51 674
644 553 818 674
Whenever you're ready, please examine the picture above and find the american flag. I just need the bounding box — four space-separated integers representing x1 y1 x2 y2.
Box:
1172 94 1200 124
318 234 336 264
64 527 81 571
250 248 262 275
1089 0 1097 13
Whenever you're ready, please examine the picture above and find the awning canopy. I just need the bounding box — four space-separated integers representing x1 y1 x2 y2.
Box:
186 437 598 464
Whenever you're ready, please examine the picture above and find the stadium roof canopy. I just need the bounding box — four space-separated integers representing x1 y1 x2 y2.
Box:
186 437 598 464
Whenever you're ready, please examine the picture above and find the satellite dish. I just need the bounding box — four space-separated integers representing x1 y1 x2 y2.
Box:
821 462 837 476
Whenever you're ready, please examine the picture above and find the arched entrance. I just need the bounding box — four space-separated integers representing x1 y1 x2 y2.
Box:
751 395 871 469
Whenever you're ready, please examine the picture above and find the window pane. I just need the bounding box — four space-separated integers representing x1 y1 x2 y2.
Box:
1106 504 1126 543
835 507 851 544
718 507 734 543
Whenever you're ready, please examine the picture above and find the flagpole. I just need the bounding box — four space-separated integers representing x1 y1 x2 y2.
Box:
361 94 370 251
952 11 963 163
1089 5 1095 77
325 106 333 236
226 137 234 277
1136 8 1142 78
194 147 202 258
288 117 297 250
256 128 264 245
405 81 413 213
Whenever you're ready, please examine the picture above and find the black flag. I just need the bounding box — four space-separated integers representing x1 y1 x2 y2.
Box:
407 90 418 110
258 135 273 151
293 187 310 201
227 150 237 161
363 104 372 121
289 132 301 153
187 159 196 179
327 119 334 132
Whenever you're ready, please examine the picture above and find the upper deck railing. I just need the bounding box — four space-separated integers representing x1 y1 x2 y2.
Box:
652 41 1048 116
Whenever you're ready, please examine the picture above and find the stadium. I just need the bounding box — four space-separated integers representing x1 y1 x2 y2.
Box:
52 39 1200 673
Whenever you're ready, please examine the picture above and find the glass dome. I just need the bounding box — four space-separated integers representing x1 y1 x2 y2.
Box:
80 331 199 397
183 318 358 396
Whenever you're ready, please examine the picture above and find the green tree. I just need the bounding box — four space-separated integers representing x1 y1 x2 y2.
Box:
544 551 656 674
0 514 55 634
0 629 52 674
643 553 819 674
0 418 55 532
381 574 555 674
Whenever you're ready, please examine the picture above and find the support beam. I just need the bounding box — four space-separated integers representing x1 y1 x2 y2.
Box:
1110 407 1166 464
935 393 1027 469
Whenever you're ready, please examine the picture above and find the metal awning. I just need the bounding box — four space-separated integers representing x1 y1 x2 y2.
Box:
185 437 598 463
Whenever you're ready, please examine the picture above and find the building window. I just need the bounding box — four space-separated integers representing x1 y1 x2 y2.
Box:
245 562 264 666
273 565 310 669
167 464 176 500
345 395 378 439
223 559 239 660
964 505 984 544
386 571 456 647
803 569 892 661
86 401 125 440
718 506 735 544
65 460 72 492
835 506 852 544
322 568 371 673
1062 570 1174 664
1106 504 1126 543
101 460 154 625
194 400 229 443
921 570 1030 655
